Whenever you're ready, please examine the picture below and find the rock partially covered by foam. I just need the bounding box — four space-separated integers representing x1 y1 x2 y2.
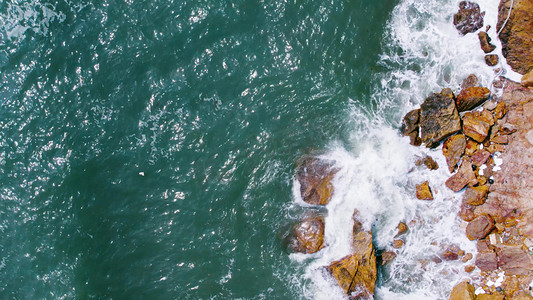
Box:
420 92 461 148
296 157 338 205
328 216 376 299
497 0 533 74
287 215 325 254
478 31 496 53
453 1 485 35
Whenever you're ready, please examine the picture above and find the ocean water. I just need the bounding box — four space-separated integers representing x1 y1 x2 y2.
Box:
0 0 515 299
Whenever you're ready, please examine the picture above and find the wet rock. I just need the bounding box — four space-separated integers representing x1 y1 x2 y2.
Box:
459 201 476 222
328 231 376 299
479 31 496 53
420 93 462 148
287 216 325 254
485 54 499 66
449 281 476 300
453 1 485 35
465 139 480 156
392 239 404 249
401 109 420 136
466 215 495 240
464 265 475 272
297 157 338 205
396 222 408 237
493 101 507 119
461 74 479 90
476 250 498 272
462 111 492 142
441 250 459 261
456 87 491 112
416 181 434 200
471 149 491 167
443 134 467 172
464 185 489 206
462 252 473 262
446 160 477 192
497 0 533 74
496 245 533 275
422 156 439 170
522 69 533 88
380 251 397 266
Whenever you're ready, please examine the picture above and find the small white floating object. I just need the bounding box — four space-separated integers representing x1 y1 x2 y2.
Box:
139 172 145 176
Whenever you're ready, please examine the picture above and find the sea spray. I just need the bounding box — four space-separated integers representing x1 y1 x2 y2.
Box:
292 0 520 298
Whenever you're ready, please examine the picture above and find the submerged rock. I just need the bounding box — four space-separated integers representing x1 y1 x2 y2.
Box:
497 0 533 74
461 74 480 90
453 1 485 35
287 216 325 254
485 54 499 66
297 157 338 205
420 93 462 148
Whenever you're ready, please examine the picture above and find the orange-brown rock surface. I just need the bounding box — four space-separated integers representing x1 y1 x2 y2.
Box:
287 216 325 254
456 87 491 112
497 0 533 74
297 157 338 205
416 181 434 200
449 281 476 300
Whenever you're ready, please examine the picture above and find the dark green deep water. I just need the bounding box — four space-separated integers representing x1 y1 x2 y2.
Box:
0 1 398 298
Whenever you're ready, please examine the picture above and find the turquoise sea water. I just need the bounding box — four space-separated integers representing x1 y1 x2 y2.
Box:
0 1 399 298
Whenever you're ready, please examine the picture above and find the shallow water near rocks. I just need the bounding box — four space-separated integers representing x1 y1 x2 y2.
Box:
0 0 517 299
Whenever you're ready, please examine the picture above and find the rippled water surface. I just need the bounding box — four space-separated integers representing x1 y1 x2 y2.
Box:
0 0 401 298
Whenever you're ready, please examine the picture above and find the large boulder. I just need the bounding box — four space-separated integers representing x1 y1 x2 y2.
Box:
442 134 467 172
496 245 533 275
420 93 462 148
449 281 476 300
454 1 485 35
328 230 376 299
456 87 491 112
297 157 338 205
446 160 477 192
466 214 495 240
497 0 533 74
287 216 325 254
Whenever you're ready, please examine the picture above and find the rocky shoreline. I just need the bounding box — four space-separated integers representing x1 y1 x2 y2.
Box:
286 0 533 299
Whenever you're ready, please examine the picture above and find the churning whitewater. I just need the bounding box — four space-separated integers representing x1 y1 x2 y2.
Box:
291 0 520 299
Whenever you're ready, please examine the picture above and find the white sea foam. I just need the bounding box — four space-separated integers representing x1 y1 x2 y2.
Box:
292 0 518 298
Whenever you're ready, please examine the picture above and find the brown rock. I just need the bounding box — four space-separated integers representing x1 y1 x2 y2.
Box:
456 87 491 112
465 139 479 156
477 295 505 300
422 156 439 170
441 250 459 261
463 185 489 206
297 157 338 205
493 101 506 119
396 222 408 237
416 181 434 200
392 239 404 249
287 216 325 254
407 128 422 146
464 265 475 272
471 149 491 167
491 135 509 144
496 245 533 275
466 215 495 240
462 74 480 90
475 251 498 272
443 134 467 172
420 93 462 148
328 231 376 298
522 69 533 88
453 1 485 35
449 281 475 300
479 31 497 53
487 143 505 154
446 160 477 192
380 251 397 266
462 252 473 262
462 111 492 142
497 0 533 74
401 109 420 135
485 54 499 66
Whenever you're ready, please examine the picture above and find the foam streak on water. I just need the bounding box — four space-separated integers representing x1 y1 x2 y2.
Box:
294 0 517 299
